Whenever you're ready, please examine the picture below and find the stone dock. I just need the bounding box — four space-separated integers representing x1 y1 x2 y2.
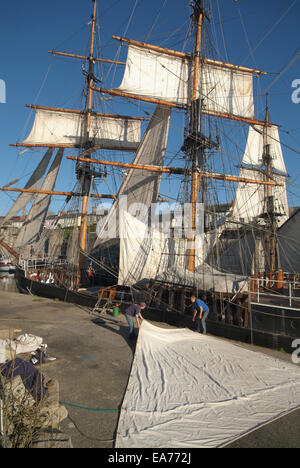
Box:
0 289 299 448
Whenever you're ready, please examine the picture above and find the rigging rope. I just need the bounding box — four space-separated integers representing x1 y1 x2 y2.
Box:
238 0 297 66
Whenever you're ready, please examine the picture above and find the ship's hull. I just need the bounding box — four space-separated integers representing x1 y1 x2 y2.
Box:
15 265 99 308
143 297 296 354
15 265 297 354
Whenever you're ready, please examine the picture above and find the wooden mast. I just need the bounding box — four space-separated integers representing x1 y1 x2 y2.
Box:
187 0 204 273
78 0 98 282
263 95 277 273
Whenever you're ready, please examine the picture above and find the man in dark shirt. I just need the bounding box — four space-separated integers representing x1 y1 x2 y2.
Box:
125 302 146 338
191 295 209 334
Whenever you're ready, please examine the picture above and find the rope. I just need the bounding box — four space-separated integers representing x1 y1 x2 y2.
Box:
59 400 119 412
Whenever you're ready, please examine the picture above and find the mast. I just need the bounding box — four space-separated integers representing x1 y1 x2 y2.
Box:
78 0 98 280
186 0 204 273
263 94 277 272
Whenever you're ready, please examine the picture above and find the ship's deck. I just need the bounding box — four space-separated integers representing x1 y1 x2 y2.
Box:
251 291 300 310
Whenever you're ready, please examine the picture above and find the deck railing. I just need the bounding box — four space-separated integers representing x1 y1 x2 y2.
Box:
250 275 300 309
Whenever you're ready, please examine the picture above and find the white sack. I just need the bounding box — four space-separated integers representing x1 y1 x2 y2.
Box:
1 334 43 358
0 339 14 364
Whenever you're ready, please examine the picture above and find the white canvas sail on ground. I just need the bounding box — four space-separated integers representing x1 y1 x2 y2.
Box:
116 321 300 448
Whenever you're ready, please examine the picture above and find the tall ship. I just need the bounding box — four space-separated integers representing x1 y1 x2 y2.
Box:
0 0 299 352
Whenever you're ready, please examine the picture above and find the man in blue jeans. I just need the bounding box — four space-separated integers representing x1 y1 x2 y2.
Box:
191 295 209 335
125 302 146 339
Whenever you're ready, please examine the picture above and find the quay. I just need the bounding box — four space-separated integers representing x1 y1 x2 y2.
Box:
0 289 299 448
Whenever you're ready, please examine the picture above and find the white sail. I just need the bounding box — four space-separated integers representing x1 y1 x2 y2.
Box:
15 149 64 247
231 126 289 227
242 125 287 173
22 108 142 150
118 210 246 292
0 148 54 226
201 63 254 118
118 211 169 285
116 45 254 118
94 105 171 247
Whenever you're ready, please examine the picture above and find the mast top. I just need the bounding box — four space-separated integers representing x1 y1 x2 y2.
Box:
191 0 206 23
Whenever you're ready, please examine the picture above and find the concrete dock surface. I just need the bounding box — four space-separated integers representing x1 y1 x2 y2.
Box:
0 289 299 448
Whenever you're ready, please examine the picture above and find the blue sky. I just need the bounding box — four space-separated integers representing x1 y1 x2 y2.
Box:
0 0 299 216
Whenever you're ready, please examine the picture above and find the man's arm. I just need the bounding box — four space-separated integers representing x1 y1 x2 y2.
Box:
136 313 144 328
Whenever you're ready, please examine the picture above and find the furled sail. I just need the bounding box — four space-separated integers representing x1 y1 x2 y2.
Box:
0 148 54 226
15 149 64 247
119 210 245 292
118 210 169 285
21 108 142 150
116 45 254 118
231 125 289 227
66 226 80 265
94 105 171 247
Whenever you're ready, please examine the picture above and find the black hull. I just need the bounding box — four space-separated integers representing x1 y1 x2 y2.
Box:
15 265 99 309
143 306 296 354
15 266 296 354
